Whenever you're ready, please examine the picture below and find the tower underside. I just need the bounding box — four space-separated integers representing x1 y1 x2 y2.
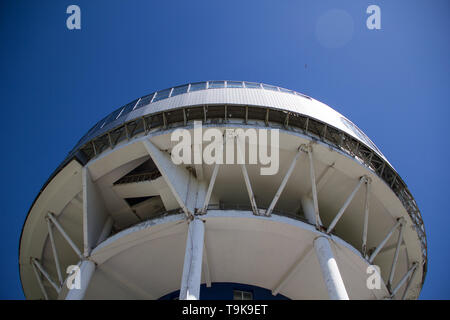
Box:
19 83 426 300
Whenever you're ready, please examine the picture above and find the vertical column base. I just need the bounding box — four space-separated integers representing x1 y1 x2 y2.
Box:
179 218 205 300
314 236 349 300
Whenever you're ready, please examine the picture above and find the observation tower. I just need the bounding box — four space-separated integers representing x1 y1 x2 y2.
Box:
19 81 426 300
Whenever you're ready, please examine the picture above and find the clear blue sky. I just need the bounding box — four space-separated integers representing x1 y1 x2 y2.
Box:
0 0 448 299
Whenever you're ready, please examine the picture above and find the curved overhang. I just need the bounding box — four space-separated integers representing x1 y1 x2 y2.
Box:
85 211 389 300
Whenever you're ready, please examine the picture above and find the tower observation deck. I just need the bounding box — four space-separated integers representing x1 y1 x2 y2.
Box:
19 81 426 300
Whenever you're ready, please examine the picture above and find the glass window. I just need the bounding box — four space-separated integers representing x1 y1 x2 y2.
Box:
189 82 207 92
279 87 294 94
171 84 189 96
153 88 172 102
117 99 138 119
208 81 225 89
262 84 279 91
233 290 253 300
100 107 124 128
135 93 155 109
227 81 243 88
244 82 261 89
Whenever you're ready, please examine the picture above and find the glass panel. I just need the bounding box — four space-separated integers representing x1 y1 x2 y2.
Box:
279 87 294 94
233 290 252 300
153 88 172 102
227 81 243 88
171 84 189 96
117 99 138 119
244 82 261 89
189 82 207 92
135 93 155 109
208 81 225 89
262 84 279 91
101 107 124 128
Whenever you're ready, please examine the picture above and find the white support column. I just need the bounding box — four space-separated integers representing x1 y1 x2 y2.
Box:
65 260 96 300
306 146 322 228
266 148 303 216
143 139 199 218
179 218 205 300
327 176 367 234
314 236 349 300
301 195 317 225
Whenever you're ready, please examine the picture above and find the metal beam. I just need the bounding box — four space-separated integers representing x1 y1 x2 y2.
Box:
240 162 259 215
362 179 371 257
306 145 322 228
47 212 83 259
272 246 313 296
32 258 60 294
46 218 63 286
369 218 404 263
308 164 334 197
200 163 220 214
266 148 303 216
142 139 193 218
327 176 367 234
388 222 406 289
390 262 418 298
401 263 418 300
236 135 258 215
31 260 49 300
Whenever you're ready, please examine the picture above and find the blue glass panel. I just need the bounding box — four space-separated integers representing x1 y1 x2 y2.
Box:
227 81 243 88
135 93 155 109
171 84 189 96
208 81 225 89
189 82 207 92
262 84 279 91
244 82 261 89
153 88 172 102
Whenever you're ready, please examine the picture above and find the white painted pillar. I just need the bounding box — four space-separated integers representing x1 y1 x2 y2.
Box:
300 195 316 225
314 236 349 300
179 218 205 300
65 260 96 300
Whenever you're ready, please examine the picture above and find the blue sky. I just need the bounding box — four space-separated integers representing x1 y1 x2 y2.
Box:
0 0 448 299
